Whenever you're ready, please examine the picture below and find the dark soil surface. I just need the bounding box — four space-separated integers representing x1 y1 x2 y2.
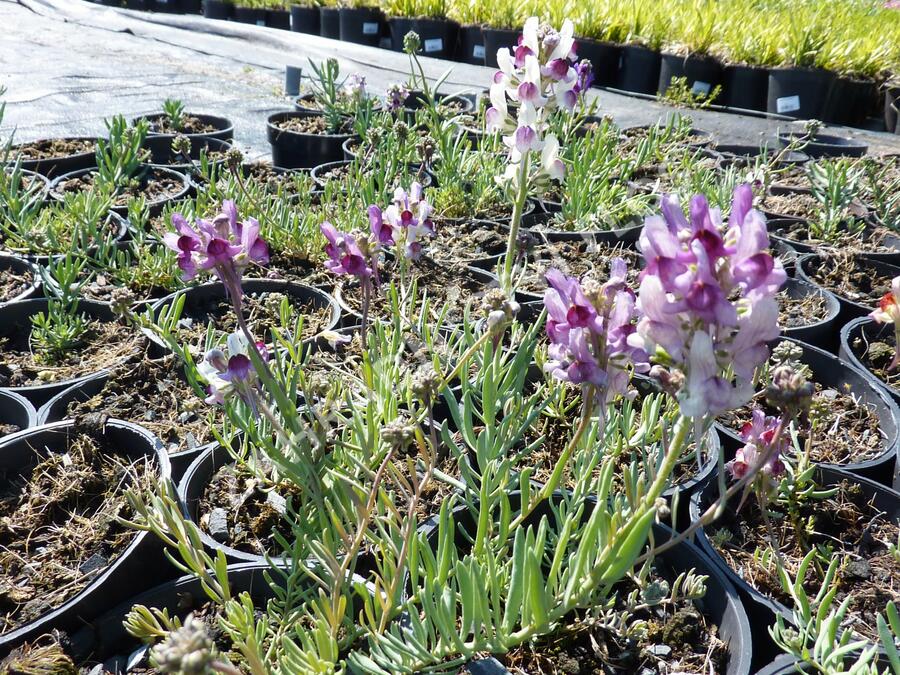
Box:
428 219 508 265
808 255 894 307
513 240 641 296
771 220 895 255
65 356 216 455
148 113 220 135
851 332 900 389
0 265 34 303
55 168 184 207
708 478 899 643
719 383 885 465
245 250 334 288
235 162 315 198
0 430 154 635
0 318 143 388
778 288 829 328
12 137 96 160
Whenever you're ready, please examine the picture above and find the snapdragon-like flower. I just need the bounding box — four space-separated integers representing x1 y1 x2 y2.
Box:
367 182 435 260
634 184 786 418
320 222 373 278
163 200 269 302
199 331 268 413
869 275 900 370
385 83 410 112
725 408 787 480
343 73 367 101
486 17 587 190
544 260 648 403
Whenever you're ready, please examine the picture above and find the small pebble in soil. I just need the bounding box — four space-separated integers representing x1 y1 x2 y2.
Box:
208 508 230 542
266 491 287 516
646 644 672 658
184 432 199 450
78 552 108 575
845 558 872 580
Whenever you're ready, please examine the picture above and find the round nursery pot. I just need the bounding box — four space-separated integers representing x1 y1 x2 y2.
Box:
339 6 383 47
0 299 145 408
388 17 458 60
884 84 900 134
203 0 232 19
151 0 201 13
481 27 519 69
577 38 621 88
0 253 40 305
140 111 233 145
0 419 172 652
717 337 900 486
145 278 340 355
658 52 723 98
319 6 340 38
233 5 267 25
767 67 835 120
714 143 810 168
266 7 291 29
776 131 868 159
773 239 799 278
617 44 662 95
822 76 878 128
146 136 232 175
267 110 354 169
8 136 98 178
310 159 431 189
420 501 752 675
456 23 485 65
177 444 283 564
50 165 190 218
841 317 900 413
6 167 49 202
778 277 840 350
691 466 899 670
0 390 37 439
721 64 768 112
290 4 319 34
797 254 900 326
65 562 279 669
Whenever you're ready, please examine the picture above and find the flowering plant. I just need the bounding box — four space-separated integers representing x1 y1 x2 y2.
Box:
869 275 900 371
367 182 435 261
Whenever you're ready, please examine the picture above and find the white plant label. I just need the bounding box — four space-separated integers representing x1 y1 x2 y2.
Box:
691 81 711 95
256 19 265 26
777 95 801 113
424 38 443 53
363 22 379 34
473 44 485 59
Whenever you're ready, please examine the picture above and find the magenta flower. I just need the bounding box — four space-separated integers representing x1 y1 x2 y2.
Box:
870 276 900 371
367 182 435 261
726 408 787 480
321 222 372 278
199 332 268 412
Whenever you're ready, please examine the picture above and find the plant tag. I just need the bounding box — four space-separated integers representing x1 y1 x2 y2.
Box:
256 19 265 26
62 453 73 467
473 44 485 59
691 81 711 95
777 95 801 113
362 22 379 34
424 38 443 53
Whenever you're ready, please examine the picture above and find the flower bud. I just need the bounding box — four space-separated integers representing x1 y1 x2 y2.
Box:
109 287 136 316
225 147 244 171
381 418 415 450
205 348 228 373
765 365 813 417
170 135 191 158
403 31 421 54
410 365 441 402
481 288 519 334
150 616 215 675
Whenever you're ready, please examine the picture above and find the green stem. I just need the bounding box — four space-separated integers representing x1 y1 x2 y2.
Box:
500 155 531 293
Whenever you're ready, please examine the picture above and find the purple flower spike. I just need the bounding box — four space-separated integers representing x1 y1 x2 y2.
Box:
321 222 372 278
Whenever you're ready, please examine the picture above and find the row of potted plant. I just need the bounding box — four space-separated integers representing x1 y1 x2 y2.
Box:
2 25 900 673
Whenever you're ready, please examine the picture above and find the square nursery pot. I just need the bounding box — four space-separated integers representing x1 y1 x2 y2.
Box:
721 64 769 112
233 4 267 25
290 4 320 33
319 6 340 38
266 7 291 29
389 17 459 60
766 66 835 120
577 38 622 88
658 52 723 98
339 6 384 47
822 76 878 127
151 0 199 12
481 27 519 68
203 0 232 19
617 44 662 95
456 23 485 65
884 83 900 134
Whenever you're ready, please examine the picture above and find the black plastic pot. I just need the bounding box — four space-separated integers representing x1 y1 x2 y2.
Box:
822 76 878 128
146 278 340 356
456 23 485 65
233 5 266 25
884 84 900 134
267 110 353 169
577 38 621 88
389 17 459 60
481 27 519 69
140 111 233 145
420 498 752 675
203 0 232 19
717 337 900 486
840 317 900 424
617 44 662 95
0 419 171 652
691 465 899 670
319 6 340 38
266 7 290 29
776 131 868 158
290 4 319 33
339 6 383 47
0 254 40 305
146 136 231 175
767 67 835 120
779 277 841 349
50 165 191 217
0 299 144 408
151 0 200 13
66 562 279 669
8 137 98 178
5 167 49 203
0 390 37 438
658 52 723 97
523 210 644 247
797 254 900 327
721 64 769 112
714 143 810 169
773 238 799 278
